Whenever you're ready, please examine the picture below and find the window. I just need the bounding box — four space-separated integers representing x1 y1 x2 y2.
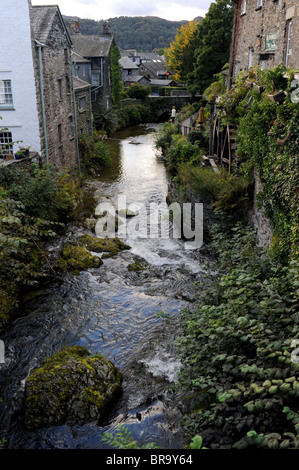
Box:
66 75 71 94
64 48 69 64
79 96 86 111
0 131 13 157
58 124 62 143
68 116 74 138
58 79 63 100
285 20 292 66
256 0 263 8
248 47 254 69
92 73 100 86
0 80 13 107
241 0 246 14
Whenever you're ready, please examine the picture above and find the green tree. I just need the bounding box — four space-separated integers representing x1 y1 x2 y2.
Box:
187 0 234 94
110 41 122 106
165 20 200 81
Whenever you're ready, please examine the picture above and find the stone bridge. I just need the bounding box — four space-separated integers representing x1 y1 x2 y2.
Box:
148 94 196 121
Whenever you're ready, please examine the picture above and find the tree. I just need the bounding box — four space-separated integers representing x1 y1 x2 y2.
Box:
187 0 234 95
165 20 200 81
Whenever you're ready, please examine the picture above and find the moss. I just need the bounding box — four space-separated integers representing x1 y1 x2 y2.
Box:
24 345 122 430
57 242 103 272
79 234 130 258
127 262 144 272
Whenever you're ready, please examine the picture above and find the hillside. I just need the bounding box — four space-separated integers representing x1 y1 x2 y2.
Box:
64 15 202 52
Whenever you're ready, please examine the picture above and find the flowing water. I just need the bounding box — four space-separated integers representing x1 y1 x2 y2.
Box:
0 124 207 449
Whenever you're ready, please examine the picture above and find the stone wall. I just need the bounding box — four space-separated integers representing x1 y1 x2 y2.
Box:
248 170 273 248
75 87 92 135
32 11 78 169
230 0 299 77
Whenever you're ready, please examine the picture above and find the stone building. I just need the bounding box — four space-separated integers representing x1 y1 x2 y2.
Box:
229 0 299 81
73 77 93 136
0 1 80 169
119 57 139 84
69 22 115 114
30 4 79 168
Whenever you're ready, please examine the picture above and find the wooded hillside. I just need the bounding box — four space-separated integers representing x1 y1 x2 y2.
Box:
64 15 202 51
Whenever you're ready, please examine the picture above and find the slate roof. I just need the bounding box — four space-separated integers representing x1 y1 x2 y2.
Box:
71 34 113 58
73 77 92 90
119 57 139 70
31 5 72 46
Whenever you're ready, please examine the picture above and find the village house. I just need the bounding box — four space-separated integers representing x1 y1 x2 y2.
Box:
0 0 81 169
229 0 299 81
30 4 80 168
68 21 116 114
0 0 41 161
119 56 139 83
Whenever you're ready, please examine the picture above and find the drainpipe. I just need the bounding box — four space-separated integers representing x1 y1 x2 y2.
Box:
71 49 81 174
35 40 49 165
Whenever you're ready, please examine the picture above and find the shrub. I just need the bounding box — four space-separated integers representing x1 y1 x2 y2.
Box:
78 132 111 175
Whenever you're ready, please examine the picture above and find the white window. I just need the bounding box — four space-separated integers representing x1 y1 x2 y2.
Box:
257 0 263 8
0 80 13 107
0 131 13 157
241 0 247 15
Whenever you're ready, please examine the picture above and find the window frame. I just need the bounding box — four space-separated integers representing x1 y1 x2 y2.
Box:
256 0 263 9
0 131 13 157
0 80 14 108
241 0 247 15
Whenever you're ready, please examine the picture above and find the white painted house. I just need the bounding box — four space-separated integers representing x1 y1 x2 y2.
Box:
0 0 41 158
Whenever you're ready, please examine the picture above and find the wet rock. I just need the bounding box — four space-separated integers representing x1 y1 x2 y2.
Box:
83 218 97 232
24 345 122 430
56 242 103 272
79 234 131 258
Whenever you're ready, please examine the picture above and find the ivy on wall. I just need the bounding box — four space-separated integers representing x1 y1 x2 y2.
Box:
221 65 299 261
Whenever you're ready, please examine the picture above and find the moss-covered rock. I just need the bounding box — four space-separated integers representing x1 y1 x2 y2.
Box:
24 345 122 430
127 262 144 272
79 234 130 258
57 242 103 272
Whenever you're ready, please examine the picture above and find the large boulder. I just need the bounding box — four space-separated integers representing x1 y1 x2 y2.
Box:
57 242 103 272
24 346 122 430
79 234 130 258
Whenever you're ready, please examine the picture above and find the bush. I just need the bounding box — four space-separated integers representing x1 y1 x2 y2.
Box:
175 224 299 449
78 132 111 175
179 165 252 219
126 84 151 100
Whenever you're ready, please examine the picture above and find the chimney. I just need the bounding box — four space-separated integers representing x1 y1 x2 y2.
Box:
68 20 80 34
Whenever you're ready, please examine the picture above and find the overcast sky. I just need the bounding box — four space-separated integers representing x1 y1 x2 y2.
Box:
31 0 214 22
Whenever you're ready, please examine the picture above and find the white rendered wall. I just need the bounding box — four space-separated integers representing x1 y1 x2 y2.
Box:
0 0 41 155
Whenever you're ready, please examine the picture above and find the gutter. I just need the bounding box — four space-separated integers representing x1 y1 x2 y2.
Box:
35 39 49 165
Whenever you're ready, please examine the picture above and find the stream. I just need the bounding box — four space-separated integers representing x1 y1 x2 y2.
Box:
0 124 208 449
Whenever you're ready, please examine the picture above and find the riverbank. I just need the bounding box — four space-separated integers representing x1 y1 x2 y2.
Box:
0 124 206 449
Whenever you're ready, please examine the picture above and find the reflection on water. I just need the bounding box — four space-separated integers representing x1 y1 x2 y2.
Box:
0 124 205 449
